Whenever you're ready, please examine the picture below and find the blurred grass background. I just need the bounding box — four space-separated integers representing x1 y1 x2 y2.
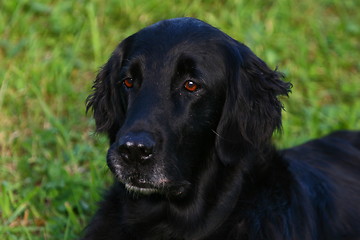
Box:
0 0 359 239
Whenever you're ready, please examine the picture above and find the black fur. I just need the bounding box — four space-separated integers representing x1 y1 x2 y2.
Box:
83 18 360 240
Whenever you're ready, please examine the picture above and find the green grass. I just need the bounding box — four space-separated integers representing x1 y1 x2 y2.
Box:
0 0 359 239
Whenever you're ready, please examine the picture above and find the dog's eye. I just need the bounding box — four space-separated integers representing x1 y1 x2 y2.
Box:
123 78 134 88
184 80 199 92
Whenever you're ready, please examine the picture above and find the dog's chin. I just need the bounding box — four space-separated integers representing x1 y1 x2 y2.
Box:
120 179 190 197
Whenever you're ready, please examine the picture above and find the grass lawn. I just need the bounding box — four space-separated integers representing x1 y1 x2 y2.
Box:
0 0 359 239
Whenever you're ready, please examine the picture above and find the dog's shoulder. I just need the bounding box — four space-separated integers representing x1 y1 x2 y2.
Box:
277 130 360 239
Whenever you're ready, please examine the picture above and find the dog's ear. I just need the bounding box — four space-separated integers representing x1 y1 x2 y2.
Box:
215 43 291 165
86 42 127 142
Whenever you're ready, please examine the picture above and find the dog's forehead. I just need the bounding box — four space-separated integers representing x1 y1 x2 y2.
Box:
119 18 231 76
128 18 226 55
117 18 232 90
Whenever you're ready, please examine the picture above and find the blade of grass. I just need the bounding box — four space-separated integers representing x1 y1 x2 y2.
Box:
86 3 102 65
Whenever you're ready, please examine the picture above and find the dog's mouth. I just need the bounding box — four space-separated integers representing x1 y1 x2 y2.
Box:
108 152 191 196
121 177 190 197
124 183 159 195
123 177 161 195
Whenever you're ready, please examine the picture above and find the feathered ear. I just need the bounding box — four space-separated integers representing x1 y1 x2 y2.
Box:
215 43 291 165
86 44 127 143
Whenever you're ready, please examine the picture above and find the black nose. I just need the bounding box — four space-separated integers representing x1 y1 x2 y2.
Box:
117 132 155 163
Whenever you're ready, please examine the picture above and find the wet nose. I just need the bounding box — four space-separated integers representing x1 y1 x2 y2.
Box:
117 132 155 163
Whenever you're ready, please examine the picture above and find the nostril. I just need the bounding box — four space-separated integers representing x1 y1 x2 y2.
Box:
118 143 131 161
138 143 153 157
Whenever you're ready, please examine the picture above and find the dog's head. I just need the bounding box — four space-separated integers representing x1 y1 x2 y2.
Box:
87 18 291 197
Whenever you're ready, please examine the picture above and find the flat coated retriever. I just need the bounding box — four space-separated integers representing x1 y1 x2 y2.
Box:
82 18 360 240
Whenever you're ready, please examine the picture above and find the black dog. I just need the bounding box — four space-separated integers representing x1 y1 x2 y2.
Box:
83 18 360 240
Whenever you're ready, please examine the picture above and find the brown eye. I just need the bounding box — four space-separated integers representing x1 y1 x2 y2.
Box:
184 80 199 92
123 78 134 88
